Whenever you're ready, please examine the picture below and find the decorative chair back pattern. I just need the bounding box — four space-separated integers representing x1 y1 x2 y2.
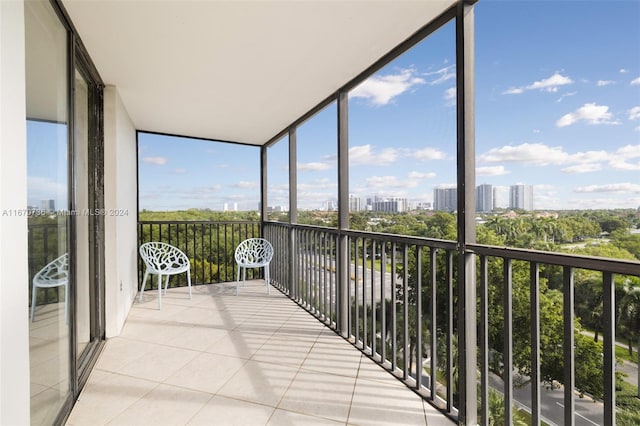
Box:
34 253 69 287
138 242 192 309
139 242 190 274
234 238 273 267
31 252 69 322
234 238 273 295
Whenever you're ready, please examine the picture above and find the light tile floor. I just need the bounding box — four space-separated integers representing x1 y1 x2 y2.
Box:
66 281 453 426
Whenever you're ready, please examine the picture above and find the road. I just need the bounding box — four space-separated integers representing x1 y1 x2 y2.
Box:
488 373 604 426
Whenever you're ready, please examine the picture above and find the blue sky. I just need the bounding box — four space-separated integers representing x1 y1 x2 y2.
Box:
29 1 640 212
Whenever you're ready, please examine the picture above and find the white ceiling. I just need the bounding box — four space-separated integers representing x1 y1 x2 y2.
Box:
62 0 456 145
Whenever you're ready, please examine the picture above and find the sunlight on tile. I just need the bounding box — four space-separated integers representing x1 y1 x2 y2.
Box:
66 281 452 426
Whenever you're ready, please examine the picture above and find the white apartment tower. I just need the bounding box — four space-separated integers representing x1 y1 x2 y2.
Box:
433 188 457 212
476 184 493 213
509 184 533 211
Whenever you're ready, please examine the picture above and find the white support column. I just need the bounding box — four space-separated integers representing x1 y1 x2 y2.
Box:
103 86 139 337
0 1 31 424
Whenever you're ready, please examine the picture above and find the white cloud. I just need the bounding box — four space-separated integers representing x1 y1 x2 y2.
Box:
365 175 416 189
503 72 573 95
597 80 615 86
561 163 602 173
142 156 167 165
350 68 425 106
557 91 577 102
298 178 334 191
631 77 640 86
478 142 633 173
476 165 509 176
620 68 629 74
556 103 620 127
407 171 436 179
423 65 456 85
413 147 447 161
503 87 524 95
349 145 398 166
528 73 573 91
298 162 332 171
172 168 186 174
608 159 640 171
479 143 568 165
444 87 456 106
231 181 258 189
616 145 640 158
629 106 640 121
575 183 640 194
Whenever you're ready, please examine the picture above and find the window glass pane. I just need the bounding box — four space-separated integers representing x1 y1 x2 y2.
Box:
296 102 338 227
74 68 93 361
348 22 457 239
267 135 289 222
26 0 71 423
137 133 260 216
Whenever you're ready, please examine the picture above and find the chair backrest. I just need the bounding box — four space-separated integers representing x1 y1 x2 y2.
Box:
139 242 189 272
34 253 69 286
234 238 273 265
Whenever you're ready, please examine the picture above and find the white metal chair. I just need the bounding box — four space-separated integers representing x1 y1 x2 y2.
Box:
31 253 69 323
139 242 192 309
234 238 273 295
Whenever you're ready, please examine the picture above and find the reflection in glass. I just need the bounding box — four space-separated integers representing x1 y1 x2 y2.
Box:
26 1 70 424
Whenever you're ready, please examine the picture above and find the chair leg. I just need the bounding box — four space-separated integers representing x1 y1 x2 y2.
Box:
242 268 246 287
187 270 192 299
164 275 170 295
140 270 149 303
157 274 162 310
31 284 38 322
236 266 241 296
265 266 270 294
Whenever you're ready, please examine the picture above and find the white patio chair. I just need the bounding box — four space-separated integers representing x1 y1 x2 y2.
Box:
139 242 192 309
234 238 273 295
31 253 69 323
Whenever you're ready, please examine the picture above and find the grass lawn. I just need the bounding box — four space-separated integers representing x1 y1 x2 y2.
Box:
616 345 639 364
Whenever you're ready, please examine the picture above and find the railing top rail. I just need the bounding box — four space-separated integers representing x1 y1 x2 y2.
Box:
468 243 640 276
138 220 260 225
262 221 458 250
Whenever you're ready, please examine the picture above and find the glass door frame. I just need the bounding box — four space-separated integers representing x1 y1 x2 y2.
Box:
48 0 106 423
70 39 105 390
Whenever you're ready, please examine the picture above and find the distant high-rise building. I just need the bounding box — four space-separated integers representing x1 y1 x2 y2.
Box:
433 188 457 212
349 195 361 212
370 197 407 213
40 199 55 212
415 202 432 210
476 184 493 213
223 202 238 212
509 184 533 211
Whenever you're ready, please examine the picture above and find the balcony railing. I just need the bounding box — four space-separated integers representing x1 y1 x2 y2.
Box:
135 219 640 425
263 221 640 426
137 220 261 289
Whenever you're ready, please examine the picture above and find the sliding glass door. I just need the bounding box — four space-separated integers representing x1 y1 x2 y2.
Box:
26 1 104 424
